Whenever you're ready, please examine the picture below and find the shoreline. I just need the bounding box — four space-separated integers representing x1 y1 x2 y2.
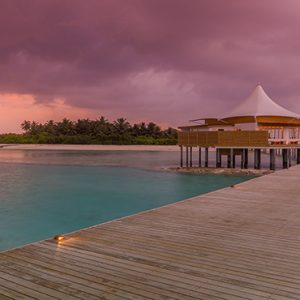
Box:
0 144 179 151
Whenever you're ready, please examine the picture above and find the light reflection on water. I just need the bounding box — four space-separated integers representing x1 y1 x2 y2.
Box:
0 148 284 169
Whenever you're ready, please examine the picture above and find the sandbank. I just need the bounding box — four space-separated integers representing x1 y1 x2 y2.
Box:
170 166 272 176
0 144 179 151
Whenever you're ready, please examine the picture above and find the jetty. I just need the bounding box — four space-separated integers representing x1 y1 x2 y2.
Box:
0 167 300 299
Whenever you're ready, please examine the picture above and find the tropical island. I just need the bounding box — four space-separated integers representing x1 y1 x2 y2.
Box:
0 117 177 145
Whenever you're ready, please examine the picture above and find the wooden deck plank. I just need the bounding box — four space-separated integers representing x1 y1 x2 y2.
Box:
38 237 298 299
19 243 267 300
2 166 300 299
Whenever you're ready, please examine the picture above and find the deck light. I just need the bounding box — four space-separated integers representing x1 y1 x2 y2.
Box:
54 235 65 242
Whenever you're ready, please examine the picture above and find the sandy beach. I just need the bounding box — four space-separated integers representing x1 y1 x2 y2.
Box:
0 144 180 151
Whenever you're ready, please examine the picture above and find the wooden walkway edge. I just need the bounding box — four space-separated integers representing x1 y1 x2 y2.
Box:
1 166 300 299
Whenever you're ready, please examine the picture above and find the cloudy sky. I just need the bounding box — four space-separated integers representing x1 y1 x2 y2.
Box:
1 0 300 132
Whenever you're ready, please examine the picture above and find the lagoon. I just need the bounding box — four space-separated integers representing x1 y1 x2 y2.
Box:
0 149 251 251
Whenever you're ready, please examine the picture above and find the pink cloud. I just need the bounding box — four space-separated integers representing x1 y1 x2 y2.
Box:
0 94 101 133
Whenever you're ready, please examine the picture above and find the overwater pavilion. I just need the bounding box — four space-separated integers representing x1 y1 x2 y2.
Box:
178 85 300 170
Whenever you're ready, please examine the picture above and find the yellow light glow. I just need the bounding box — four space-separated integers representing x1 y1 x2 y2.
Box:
54 235 65 242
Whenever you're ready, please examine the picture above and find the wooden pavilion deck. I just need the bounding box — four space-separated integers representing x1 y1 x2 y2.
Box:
1 166 300 299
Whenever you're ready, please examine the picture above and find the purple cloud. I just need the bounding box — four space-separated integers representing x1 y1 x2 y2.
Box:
1 0 300 126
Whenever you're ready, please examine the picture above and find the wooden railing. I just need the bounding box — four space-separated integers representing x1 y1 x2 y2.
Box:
177 131 269 147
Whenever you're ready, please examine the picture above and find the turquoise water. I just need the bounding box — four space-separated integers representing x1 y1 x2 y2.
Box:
0 151 251 251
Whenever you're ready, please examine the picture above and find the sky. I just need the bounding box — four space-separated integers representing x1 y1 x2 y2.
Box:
1 0 300 133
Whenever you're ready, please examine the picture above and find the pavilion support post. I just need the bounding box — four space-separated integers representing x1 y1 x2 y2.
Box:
227 155 231 168
189 147 193 168
241 149 245 169
180 146 183 167
282 149 288 169
216 149 221 168
205 147 209 168
254 150 257 169
244 149 249 169
292 149 296 160
292 148 297 159
186 146 189 168
254 149 261 169
288 149 292 168
230 148 234 168
297 149 300 164
270 149 275 171
227 148 233 168
198 147 201 167
232 152 236 168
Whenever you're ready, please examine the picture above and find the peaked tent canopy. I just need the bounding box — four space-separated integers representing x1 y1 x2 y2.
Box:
220 85 299 120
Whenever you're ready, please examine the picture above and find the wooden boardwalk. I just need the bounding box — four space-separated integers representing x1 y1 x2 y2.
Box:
1 167 300 299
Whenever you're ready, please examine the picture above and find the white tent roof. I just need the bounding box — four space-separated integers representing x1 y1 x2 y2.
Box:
221 85 299 119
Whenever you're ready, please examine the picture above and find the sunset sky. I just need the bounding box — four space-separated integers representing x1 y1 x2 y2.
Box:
1 0 300 133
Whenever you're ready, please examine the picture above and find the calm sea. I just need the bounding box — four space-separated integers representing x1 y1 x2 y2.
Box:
0 150 251 251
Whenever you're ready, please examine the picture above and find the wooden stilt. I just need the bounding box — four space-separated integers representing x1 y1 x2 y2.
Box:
241 149 245 169
216 149 221 168
227 155 231 168
232 152 236 168
288 149 292 167
282 149 288 169
292 149 296 160
227 149 233 168
180 146 183 167
297 149 300 164
254 149 261 169
244 149 248 169
254 149 257 169
186 146 189 168
230 148 234 168
205 147 209 167
198 147 201 167
190 147 193 168
270 149 275 171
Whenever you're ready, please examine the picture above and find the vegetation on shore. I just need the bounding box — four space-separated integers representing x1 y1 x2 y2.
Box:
0 117 177 145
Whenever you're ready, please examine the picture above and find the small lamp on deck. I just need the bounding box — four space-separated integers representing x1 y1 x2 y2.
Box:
54 235 65 242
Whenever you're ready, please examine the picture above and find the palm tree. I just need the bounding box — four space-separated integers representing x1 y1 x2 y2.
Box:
21 120 31 133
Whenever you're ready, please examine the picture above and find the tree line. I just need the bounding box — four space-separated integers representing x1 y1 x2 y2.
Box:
0 117 177 145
